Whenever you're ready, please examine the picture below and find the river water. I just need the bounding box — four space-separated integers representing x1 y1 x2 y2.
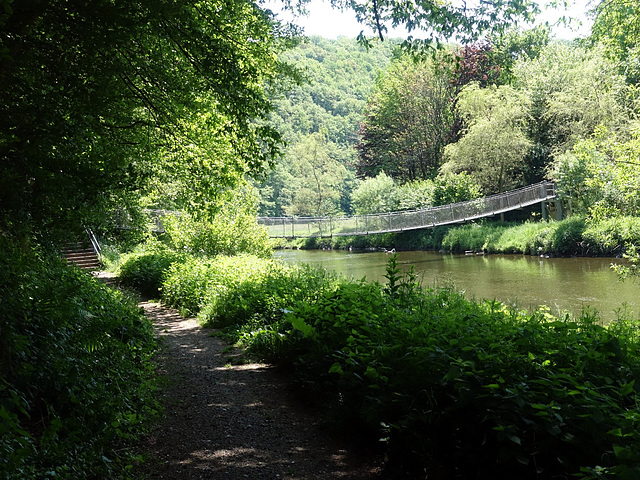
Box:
274 249 640 323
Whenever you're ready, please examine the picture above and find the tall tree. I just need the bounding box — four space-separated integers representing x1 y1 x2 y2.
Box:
356 56 453 182
590 0 640 83
0 0 295 243
442 83 532 194
283 132 348 216
513 42 631 183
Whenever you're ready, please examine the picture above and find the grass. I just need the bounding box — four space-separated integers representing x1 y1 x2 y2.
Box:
275 216 640 258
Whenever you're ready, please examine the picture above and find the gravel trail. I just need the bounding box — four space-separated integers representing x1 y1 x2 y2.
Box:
138 300 386 480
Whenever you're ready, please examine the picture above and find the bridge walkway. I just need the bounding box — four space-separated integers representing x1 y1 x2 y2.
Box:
257 181 557 239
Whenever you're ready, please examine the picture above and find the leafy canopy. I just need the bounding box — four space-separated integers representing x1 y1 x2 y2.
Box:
356 55 454 182
0 0 296 243
328 0 540 47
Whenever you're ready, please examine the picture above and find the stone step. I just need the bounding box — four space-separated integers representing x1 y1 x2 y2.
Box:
63 245 101 270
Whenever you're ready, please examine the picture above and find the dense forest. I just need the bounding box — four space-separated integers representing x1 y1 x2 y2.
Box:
257 36 398 216
259 28 640 222
2 0 640 478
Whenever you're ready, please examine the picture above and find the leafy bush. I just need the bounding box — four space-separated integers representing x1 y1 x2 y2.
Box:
0 239 158 479
551 126 640 219
118 240 187 297
352 171 482 216
164 211 272 259
271 258 640 478
161 255 342 359
583 216 640 256
161 254 269 316
397 179 434 210
351 171 400 214
431 171 482 206
200 262 340 352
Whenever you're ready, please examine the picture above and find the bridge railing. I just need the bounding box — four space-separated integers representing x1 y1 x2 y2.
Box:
258 181 556 238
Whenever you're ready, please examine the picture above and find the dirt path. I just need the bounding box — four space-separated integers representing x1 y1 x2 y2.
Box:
138 300 386 480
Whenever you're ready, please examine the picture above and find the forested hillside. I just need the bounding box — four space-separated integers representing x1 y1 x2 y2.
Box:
261 25 640 225
257 37 398 216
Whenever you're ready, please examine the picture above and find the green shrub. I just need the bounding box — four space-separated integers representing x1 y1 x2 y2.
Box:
274 261 640 478
118 240 186 297
202 262 340 327
351 171 400 214
431 171 482 206
583 216 640 255
0 239 158 479
161 254 271 316
161 254 341 333
164 210 272 258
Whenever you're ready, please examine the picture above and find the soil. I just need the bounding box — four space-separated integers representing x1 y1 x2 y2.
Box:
136 299 388 480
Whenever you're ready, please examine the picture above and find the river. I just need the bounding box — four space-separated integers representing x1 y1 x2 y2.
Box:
274 249 639 323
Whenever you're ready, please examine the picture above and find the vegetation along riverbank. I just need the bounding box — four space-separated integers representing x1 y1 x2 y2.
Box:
112 235 640 479
278 215 640 258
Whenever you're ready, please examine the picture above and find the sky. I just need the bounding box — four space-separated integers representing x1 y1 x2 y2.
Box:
266 0 595 41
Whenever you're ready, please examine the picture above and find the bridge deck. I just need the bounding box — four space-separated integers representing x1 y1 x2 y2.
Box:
258 181 557 238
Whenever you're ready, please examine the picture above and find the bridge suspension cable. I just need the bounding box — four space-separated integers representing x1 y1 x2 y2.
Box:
257 181 557 238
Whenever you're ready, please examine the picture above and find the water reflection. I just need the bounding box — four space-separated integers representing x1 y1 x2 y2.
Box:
274 249 639 322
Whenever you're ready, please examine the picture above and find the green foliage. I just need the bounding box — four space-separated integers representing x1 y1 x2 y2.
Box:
160 255 343 362
163 186 273 259
161 254 271 316
0 239 158 479
441 217 589 256
583 217 640 256
441 222 509 252
443 83 532 194
612 244 640 281
590 0 640 83
279 132 349 216
490 26 551 85
341 0 539 47
258 37 397 216
1 0 296 243
431 171 482 206
551 126 640 220
356 55 453 182
396 180 435 211
351 171 399 214
187 252 640 478
118 240 187 297
351 171 482 215
514 42 630 183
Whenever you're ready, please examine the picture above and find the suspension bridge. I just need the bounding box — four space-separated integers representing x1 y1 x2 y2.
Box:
257 181 558 238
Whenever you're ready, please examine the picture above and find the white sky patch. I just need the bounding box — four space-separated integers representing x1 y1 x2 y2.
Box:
265 0 595 40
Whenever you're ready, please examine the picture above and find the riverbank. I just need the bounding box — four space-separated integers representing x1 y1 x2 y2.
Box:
273 216 640 258
117 251 640 478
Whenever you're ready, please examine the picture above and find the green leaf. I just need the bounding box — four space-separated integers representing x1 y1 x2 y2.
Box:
443 365 461 381
328 362 344 375
620 380 635 396
290 315 316 338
